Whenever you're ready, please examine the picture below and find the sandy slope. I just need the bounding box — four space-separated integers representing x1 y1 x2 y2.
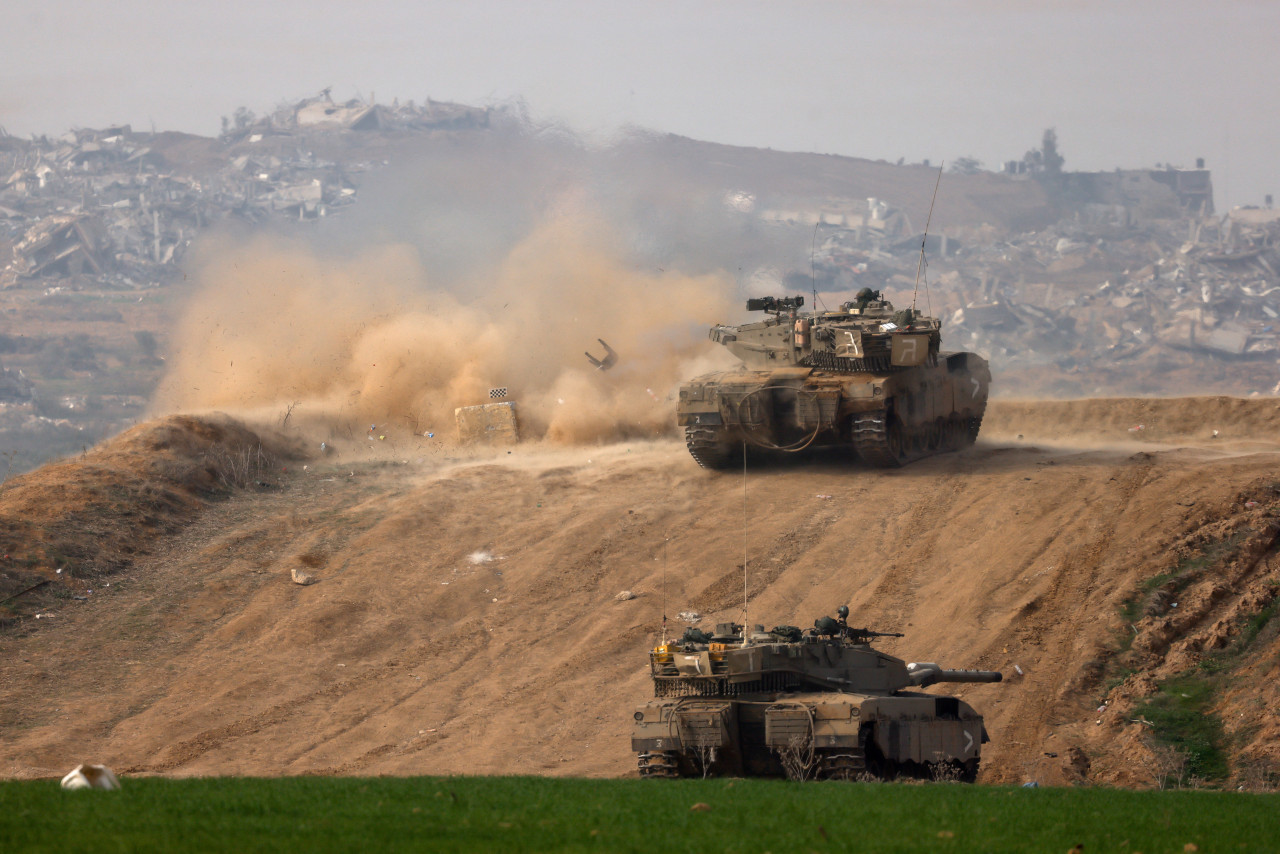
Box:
2 399 1278 786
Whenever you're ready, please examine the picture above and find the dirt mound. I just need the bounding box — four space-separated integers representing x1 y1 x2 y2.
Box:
1 399 1278 789
0 415 303 612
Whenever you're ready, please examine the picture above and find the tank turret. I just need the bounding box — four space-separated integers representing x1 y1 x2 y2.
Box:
632 607 1002 781
712 291 941 373
678 293 989 469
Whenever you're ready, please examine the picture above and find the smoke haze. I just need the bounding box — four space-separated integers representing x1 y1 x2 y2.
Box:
152 141 748 446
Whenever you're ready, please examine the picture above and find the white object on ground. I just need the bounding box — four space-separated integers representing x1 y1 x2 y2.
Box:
61 764 120 791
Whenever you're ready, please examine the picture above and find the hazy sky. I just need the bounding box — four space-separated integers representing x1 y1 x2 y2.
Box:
4 1 1275 209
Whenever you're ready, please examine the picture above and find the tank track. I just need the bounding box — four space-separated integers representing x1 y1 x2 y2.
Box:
851 412 903 467
965 413 983 445
852 411 984 468
637 751 680 778
684 425 733 470
816 749 867 780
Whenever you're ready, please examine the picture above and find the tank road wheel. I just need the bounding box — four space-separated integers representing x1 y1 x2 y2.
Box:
685 426 735 470
944 415 965 451
926 418 944 452
816 749 867 781
885 417 905 460
637 751 680 778
851 412 903 468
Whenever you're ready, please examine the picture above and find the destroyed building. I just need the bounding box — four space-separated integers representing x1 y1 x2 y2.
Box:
0 366 35 405
1061 166 1215 220
1 91 506 289
751 165 1280 395
1 91 1276 404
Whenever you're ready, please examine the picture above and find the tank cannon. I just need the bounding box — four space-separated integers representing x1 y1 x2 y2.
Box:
632 606 1002 781
678 292 990 469
906 662 1004 688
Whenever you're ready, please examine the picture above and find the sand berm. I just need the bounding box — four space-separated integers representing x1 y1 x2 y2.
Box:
2 396 1279 787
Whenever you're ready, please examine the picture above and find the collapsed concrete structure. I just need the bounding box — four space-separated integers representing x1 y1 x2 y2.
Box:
1 92 1274 402
0 92 503 289
756 167 1280 395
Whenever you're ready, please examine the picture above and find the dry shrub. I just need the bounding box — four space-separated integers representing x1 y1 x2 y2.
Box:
205 443 278 490
929 758 963 784
774 734 815 782
1143 737 1191 790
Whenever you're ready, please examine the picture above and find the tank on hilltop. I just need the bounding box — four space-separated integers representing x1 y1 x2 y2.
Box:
677 290 990 468
631 606 1002 781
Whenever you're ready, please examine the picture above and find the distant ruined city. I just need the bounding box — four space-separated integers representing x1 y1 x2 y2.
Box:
1 91 1278 472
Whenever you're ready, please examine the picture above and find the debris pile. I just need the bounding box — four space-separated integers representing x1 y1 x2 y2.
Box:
2 94 1276 402
942 209 1280 378
773 193 1280 394
0 366 35 405
0 91 503 289
230 90 494 138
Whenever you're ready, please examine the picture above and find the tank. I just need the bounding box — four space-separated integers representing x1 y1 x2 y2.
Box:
631 609 1002 781
677 291 990 468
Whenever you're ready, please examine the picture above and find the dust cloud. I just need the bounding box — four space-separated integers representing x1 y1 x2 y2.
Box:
150 122 816 448
152 211 738 447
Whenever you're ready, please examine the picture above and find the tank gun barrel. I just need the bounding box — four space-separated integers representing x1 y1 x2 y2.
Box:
906 662 1003 688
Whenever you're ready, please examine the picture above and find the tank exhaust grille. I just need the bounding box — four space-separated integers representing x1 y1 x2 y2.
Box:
801 350 938 373
655 672 802 698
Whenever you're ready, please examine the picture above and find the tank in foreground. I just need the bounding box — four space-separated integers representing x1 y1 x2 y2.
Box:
631 608 1001 781
677 292 990 468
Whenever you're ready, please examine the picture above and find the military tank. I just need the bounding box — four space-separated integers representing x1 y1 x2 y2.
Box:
677 290 990 469
631 607 1002 781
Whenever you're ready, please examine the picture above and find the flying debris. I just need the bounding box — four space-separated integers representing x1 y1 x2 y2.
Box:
585 339 618 371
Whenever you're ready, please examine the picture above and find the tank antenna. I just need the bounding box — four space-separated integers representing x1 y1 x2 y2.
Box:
810 221 820 311
912 162 944 315
742 442 749 645
661 536 668 646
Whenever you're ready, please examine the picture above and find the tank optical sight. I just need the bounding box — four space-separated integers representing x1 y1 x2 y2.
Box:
746 295 805 313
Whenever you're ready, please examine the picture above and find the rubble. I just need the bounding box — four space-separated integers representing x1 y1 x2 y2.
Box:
940 208 1280 373
768 189 1280 393
0 367 35 404
0 91 506 289
2 95 1276 403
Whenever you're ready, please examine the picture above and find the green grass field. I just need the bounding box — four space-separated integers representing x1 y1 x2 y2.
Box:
2 776 1277 853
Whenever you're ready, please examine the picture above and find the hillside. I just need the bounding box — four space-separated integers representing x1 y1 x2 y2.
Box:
1 398 1278 788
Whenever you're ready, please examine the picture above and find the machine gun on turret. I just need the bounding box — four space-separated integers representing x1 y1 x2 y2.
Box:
745 295 805 314
847 626 906 644
811 615 905 642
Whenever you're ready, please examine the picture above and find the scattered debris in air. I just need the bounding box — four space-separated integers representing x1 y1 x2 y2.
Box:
584 339 618 371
